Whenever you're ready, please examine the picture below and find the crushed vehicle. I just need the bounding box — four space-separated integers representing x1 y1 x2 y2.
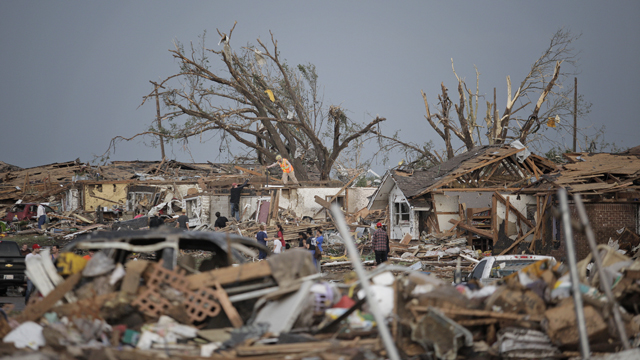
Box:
464 254 555 284
0 240 26 295
62 228 271 270
1 203 56 223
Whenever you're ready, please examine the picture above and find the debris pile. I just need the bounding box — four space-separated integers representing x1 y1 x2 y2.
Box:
3 222 640 360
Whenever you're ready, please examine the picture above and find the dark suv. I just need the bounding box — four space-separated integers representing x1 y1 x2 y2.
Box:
0 240 26 295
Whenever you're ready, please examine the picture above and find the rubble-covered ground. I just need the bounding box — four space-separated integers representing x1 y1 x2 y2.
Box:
1 222 640 360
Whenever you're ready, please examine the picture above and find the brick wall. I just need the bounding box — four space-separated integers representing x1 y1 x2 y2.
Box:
564 203 638 260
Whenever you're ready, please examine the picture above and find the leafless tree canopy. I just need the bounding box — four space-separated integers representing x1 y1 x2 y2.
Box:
104 23 385 180
375 28 593 168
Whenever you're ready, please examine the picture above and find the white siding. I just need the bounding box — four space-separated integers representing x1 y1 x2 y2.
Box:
389 186 412 240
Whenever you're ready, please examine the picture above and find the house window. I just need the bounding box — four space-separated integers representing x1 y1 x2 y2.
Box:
394 202 410 225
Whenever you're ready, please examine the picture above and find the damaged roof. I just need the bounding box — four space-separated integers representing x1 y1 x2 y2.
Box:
368 144 559 209
524 146 640 196
394 145 503 198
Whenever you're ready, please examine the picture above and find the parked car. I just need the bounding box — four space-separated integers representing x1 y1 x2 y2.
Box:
0 240 27 295
62 228 270 271
2 203 56 223
464 255 556 285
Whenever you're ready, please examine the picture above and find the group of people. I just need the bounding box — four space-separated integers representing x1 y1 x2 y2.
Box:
255 224 324 269
22 243 60 303
254 222 389 269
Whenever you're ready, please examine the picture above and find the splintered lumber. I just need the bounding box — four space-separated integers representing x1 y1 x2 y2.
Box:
235 165 281 183
449 219 493 239
314 195 333 210
235 338 380 356
186 261 271 290
313 171 362 217
212 281 244 328
17 272 82 323
73 213 94 224
499 227 536 256
410 306 543 322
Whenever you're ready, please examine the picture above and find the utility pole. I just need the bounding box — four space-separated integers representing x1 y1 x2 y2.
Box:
152 82 166 160
573 77 577 152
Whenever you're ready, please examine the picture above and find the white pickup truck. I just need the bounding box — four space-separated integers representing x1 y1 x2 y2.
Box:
466 255 555 285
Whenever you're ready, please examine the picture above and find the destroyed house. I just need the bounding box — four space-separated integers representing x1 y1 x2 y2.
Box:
368 144 558 252
520 146 640 260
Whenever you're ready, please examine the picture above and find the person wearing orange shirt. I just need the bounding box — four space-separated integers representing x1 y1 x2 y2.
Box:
267 155 299 185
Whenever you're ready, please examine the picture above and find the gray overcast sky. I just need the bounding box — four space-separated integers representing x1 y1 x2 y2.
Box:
1 1 639 173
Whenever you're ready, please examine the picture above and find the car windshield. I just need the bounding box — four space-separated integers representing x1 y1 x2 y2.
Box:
9 205 25 213
0 242 21 256
489 260 540 278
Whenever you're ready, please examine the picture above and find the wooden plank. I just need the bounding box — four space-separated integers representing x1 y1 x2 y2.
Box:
499 227 535 255
441 219 460 237
411 306 543 322
186 261 271 290
449 219 493 239
434 188 521 192
234 165 263 177
314 195 333 210
313 171 362 217
504 196 510 224
73 213 95 224
235 339 379 356
399 233 412 245
18 272 83 323
213 282 244 328
529 195 549 251
492 194 498 245
466 208 473 245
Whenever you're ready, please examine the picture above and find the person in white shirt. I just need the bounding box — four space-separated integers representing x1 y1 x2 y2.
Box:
272 239 283 254
37 204 47 229
25 244 42 303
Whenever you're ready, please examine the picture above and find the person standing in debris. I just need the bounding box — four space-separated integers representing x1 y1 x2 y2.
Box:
371 222 389 266
256 224 268 260
275 224 285 249
304 229 318 268
266 155 299 185
272 237 283 254
230 180 249 221
20 244 30 256
176 210 190 231
50 244 60 261
37 203 47 229
316 228 324 254
214 212 229 230
298 231 307 248
25 244 42 303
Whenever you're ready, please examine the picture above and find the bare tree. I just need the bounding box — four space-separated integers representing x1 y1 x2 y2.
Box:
102 24 385 180
375 28 591 167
